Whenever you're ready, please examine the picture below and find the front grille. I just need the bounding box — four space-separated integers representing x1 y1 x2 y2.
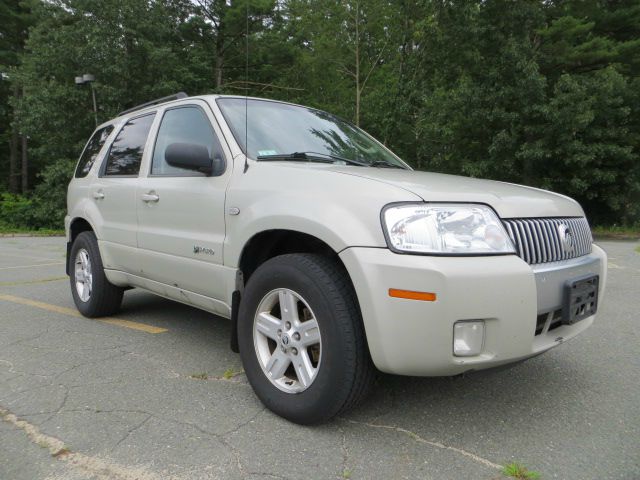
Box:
502 217 592 265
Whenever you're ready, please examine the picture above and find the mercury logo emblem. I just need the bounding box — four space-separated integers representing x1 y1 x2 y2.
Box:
558 224 574 253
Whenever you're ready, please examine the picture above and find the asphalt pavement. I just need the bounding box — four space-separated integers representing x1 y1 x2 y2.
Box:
0 236 638 480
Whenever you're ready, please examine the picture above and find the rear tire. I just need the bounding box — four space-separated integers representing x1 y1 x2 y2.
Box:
69 231 124 317
238 253 374 424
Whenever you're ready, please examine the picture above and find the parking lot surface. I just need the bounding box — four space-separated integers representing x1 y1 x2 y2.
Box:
0 236 638 480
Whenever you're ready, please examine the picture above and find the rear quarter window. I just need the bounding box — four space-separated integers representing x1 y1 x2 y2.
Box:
75 125 114 177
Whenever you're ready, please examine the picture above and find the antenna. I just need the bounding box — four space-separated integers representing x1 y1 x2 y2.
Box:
243 0 249 173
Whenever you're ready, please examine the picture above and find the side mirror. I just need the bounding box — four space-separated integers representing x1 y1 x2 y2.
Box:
165 142 225 176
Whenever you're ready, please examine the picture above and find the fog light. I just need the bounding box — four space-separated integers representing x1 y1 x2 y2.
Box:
453 321 484 357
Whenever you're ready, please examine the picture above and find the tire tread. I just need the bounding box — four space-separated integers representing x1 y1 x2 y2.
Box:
70 231 124 317
247 253 375 422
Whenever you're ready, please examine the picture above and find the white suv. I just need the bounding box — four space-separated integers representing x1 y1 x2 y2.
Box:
66 93 607 424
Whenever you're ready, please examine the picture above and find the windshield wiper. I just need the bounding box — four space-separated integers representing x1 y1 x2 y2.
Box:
256 152 335 164
369 160 405 169
257 151 366 166
256 151 406 169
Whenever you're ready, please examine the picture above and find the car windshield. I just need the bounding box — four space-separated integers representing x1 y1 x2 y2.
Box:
216 98 408 168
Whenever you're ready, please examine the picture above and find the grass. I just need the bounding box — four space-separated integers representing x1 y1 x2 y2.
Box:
502 462 541 480
592 225 640 240
190 369 243 381
222 368 243 379
341 469 352 479
635 245 640 254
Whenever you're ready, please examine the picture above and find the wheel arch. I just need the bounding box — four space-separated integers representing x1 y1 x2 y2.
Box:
230 229 360 353
66 217 96 275
238 229 344 283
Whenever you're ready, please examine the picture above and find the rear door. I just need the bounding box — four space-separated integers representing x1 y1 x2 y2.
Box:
136 101 232 304
88 113 156 273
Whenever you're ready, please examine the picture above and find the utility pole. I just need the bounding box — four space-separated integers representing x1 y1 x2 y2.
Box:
75 73 98 126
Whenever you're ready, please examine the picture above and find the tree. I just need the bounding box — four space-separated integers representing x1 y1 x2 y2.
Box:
283 0 398 126
2 0 638 229
192 0 277 90
0 0 32 193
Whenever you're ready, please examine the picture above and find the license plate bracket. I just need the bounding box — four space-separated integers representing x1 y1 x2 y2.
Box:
562 274 599 325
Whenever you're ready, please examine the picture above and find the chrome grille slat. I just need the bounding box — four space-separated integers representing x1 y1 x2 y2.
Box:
523 220 537 264
515 220 530 263
545 220 561 260
502 217 592 265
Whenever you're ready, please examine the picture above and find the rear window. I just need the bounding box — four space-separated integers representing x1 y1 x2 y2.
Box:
75 125 114 177
103 113 156 176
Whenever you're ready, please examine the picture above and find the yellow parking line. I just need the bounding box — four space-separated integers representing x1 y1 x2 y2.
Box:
0 277 67 286
0 294 168 334
0 252 63 262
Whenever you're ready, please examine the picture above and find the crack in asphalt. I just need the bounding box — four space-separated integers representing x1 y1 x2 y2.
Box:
342 418 503 471
34 405 289 480
0 405 173 480
221 406 267 437
111 414 153 451
0 358 51 378
0 326 53 348
338 426 350 479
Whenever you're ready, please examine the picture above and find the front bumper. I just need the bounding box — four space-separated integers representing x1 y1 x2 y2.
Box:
339 245 607 376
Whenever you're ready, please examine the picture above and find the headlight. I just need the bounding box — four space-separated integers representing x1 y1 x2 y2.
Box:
382 203 515 255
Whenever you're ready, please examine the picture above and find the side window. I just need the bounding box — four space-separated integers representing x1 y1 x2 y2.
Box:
103 113 155 176
151 106 223 176
75 125 114 177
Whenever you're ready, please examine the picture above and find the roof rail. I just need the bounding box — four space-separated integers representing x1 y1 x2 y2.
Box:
118 92 188 116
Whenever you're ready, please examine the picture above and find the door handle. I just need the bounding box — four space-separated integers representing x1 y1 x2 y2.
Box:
141 193 159 203
93 191 104 200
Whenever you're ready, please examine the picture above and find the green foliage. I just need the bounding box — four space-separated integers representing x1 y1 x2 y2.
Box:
502 462 541 480
0 192 34 228
0 158 73 230
1 0 638 229
30 158 76 229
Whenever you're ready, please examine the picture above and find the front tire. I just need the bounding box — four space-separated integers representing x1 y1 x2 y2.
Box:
69 231 124 317
238 254 374 424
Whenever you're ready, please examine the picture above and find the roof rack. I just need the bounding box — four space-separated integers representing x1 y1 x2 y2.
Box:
118 92 188 116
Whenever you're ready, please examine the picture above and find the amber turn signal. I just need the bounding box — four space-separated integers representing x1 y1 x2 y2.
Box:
388 288 436 302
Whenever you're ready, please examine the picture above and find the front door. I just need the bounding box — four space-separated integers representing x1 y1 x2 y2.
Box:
89 113 156 273
136 102 232 306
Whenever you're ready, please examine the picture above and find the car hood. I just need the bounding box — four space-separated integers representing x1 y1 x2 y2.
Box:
329 167 584 219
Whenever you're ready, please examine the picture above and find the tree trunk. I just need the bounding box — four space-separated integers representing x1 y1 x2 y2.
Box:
9 129 19 194
354 2 360 127
215 4 226 90
215 53 224 89
9 84 21 193
21 135 28 193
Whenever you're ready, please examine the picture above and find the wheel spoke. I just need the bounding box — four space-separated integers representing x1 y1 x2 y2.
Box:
293 350 314 387
256 312 282 341
74 249 92 302
264 349 290 379
75 263 84 281
297 319 321 346
80 251 88 269
254 288 322 394
278 290 299 323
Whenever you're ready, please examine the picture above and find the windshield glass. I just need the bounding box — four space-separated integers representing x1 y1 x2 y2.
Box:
217 98 407 168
